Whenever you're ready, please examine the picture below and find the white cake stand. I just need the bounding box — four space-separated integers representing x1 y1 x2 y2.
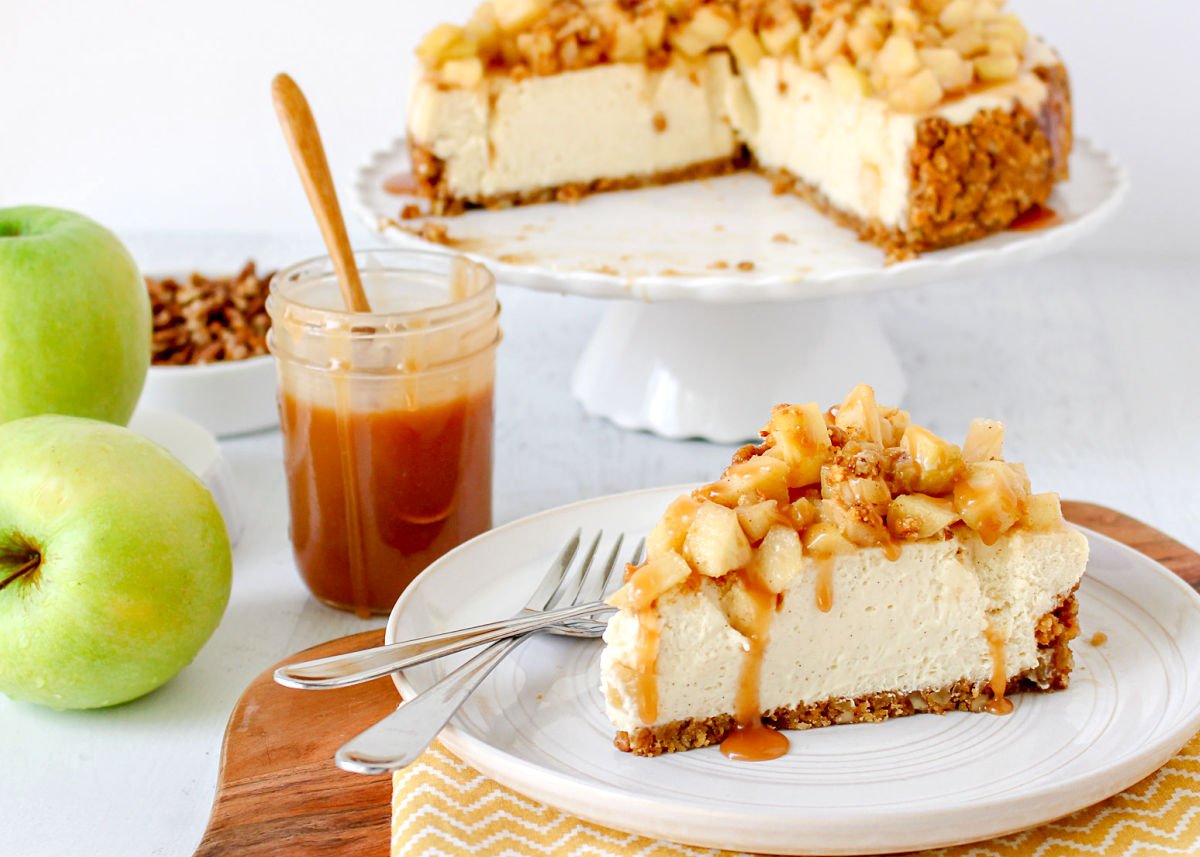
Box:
354 138 1125 442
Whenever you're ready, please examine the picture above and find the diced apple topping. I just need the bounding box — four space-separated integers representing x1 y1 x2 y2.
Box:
736 499 783 543
607 551 692 611
645 494 700 558
896 424 965 496
1023 492 1064 531
494 0 550 33
759 2 802 56
802 520 856 558
962 418 1005 463
953 460 1029 545
703 454 791 506
727 26 765 70
440 57 485 88
835 384 884 446
683 501 752 577
887 493 960 539
763 402 832 488
615 384 1061 612
748 524 804 593
414 0 1031 103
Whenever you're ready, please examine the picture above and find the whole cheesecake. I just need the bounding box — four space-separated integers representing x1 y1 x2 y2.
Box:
408 0 1072 259
600 385 1087 757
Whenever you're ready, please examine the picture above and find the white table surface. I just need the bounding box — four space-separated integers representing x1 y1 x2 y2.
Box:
2 239 1197 856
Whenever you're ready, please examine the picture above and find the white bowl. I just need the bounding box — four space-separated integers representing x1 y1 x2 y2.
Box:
139 354 278 438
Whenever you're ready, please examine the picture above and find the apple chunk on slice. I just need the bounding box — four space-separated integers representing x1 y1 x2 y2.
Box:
962 418 1005 463
748 524 804 593
645 495 700 559
683 501 752 578
736 499 782 543
702 455 790 507
763 402 831 488
1023 492 1065 531
607 550 692 611
887 493 960 540
897 424 964 496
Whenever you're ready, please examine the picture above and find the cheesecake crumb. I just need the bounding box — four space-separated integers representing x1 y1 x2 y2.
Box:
772 232 793 243
400 204 422 220
1089 631 1107 647
652 112 668 133
737 260 755 272
708 260 730 270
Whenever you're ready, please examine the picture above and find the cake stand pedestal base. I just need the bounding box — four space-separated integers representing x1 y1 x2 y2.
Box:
571 298 906 443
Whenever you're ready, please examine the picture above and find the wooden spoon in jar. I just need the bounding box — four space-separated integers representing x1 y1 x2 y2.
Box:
271 72 371 314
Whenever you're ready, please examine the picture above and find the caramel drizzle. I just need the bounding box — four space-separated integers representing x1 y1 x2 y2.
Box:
720 568 790 761
983 620 1013 715
633 606 661 724
814 557 834 613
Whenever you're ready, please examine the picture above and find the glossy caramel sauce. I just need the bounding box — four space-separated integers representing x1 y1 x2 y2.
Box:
281 388 493 616
720 568 791 760
983 620 1013 715
721 722 790 761
814 556 835 613
383 172 418 195
1009 204 1060 232
634 606 661 724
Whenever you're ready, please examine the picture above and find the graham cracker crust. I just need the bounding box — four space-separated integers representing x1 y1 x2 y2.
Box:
408 63 1071 261
410 142 745 216
615 592 1079 757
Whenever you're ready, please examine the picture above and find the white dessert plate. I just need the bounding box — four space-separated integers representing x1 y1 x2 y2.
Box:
387 485 1200 855
356 137 1126 304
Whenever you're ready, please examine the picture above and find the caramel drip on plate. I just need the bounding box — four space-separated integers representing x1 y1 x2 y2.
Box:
720 569 790 762
1090 631 1108 647
633 606 661 724
983 620 1013 715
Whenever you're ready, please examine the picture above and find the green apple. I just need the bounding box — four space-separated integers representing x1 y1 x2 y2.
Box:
0 415 232 709
0 206 150 426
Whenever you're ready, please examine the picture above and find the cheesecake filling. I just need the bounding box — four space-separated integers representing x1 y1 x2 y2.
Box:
602 528 1086 734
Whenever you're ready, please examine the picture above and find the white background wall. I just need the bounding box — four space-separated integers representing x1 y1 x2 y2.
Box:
2 0 1197 258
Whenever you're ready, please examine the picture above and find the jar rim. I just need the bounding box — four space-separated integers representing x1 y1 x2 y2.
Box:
268 248 496 330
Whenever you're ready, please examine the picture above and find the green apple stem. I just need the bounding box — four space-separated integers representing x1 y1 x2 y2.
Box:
0 552 39 592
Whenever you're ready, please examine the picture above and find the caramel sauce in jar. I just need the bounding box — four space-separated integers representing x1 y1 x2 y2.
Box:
269 251 500 616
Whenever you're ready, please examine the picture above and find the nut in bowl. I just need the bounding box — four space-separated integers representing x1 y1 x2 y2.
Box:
138 263 279 437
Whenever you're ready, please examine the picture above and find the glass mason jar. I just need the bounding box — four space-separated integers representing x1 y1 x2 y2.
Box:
267 250 500 617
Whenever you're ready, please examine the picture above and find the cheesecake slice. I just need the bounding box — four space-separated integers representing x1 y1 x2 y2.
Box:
601 385 1087 757
408 0 1072 259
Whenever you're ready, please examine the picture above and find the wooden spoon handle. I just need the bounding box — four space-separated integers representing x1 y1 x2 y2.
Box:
271 73 371 313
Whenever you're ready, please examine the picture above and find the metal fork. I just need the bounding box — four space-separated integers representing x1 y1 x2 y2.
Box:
275 532 629 691
334 531 641 774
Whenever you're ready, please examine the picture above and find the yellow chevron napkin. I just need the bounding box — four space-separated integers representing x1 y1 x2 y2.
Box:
391 732 1200 856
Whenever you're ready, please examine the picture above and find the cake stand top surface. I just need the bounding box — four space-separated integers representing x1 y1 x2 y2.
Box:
355 137 1124 304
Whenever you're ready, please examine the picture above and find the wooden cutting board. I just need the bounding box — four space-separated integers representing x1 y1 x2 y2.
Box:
193 502 1200 856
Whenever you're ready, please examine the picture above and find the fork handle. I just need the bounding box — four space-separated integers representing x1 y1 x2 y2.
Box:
335 636 523 774
275 601 611 690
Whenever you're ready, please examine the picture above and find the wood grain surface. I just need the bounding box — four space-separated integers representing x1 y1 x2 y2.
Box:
193 502 1200 856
